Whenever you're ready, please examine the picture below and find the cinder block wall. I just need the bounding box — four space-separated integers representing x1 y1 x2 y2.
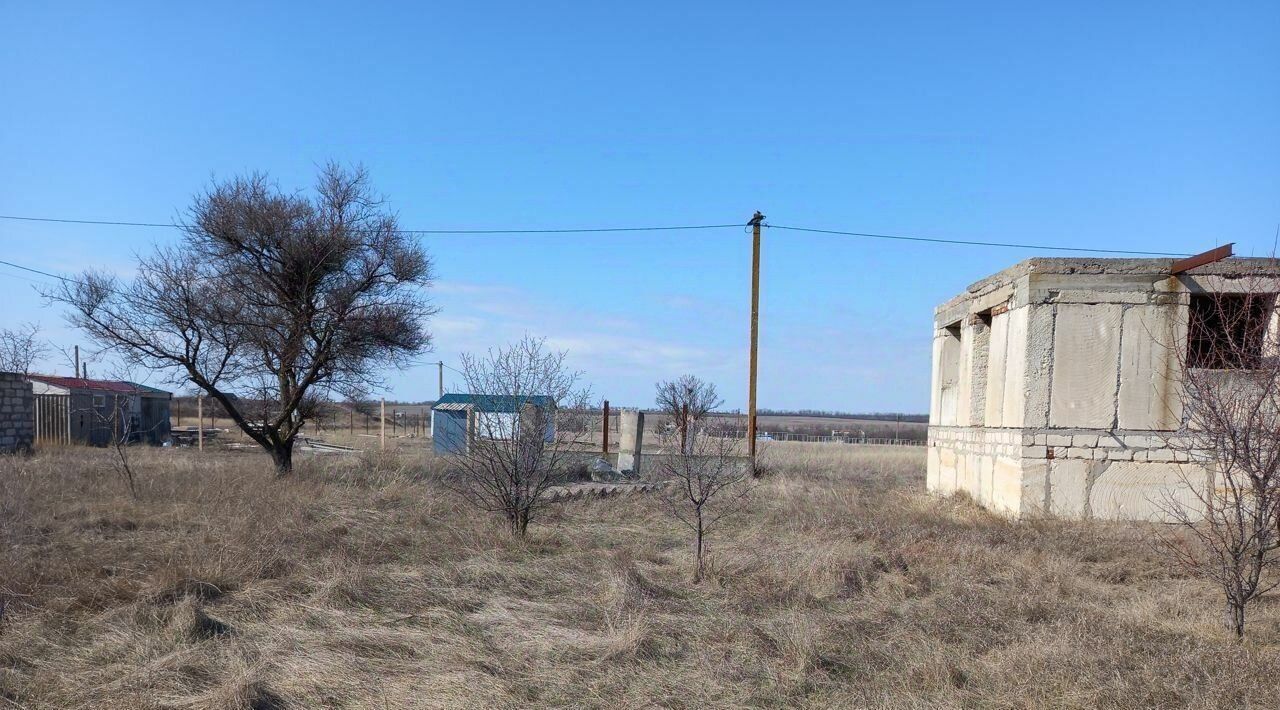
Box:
0 372 34 453
927 258 1280 521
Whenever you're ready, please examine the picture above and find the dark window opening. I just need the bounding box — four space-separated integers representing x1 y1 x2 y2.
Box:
1188 293 1275 369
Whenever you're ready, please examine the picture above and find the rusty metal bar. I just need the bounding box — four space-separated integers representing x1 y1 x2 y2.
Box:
1171 243 1234 275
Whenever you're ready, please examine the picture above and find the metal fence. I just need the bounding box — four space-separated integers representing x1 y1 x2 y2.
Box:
33 393 70 445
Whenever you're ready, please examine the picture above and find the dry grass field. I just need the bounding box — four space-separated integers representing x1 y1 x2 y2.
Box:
2 442 1279 709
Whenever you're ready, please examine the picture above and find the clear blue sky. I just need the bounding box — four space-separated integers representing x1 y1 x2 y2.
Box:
1 2 1276 412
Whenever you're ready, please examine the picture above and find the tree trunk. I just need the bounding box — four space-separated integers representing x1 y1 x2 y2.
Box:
694 509 705 583
1226 600 1246 640
270 439 295 475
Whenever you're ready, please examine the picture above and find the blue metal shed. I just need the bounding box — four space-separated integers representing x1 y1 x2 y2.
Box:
431 393 556 454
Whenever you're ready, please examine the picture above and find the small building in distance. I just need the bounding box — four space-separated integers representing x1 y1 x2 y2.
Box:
927 255 1280 521
28 375 172 446
431 393 555 455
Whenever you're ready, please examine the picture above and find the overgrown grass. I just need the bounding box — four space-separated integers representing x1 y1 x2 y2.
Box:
1 442 1277 708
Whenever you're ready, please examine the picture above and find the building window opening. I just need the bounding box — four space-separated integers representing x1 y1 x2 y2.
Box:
1188 293 1275 369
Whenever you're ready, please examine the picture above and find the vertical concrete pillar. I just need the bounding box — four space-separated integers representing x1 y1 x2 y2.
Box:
617 409 644 475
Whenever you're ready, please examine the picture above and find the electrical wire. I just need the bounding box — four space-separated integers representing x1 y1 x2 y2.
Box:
0 214 740 235
765 224 1191 257
0 211 1195 255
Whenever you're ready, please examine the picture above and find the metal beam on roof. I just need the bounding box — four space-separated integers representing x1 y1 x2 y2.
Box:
1171 243 1234 275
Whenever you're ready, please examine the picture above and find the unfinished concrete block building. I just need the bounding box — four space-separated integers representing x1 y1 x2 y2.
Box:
927 255 1280 520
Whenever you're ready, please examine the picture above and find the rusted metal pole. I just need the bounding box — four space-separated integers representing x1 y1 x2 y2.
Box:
380 397 386 450
197 394 204 452
747 211 764 461
602 399 610 455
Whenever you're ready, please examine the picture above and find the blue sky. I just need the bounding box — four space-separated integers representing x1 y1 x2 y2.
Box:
1 2 1276 411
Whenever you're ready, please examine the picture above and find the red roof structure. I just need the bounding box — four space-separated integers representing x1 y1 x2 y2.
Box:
26 375 145 393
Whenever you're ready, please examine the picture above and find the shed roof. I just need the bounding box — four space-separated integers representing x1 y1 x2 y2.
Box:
27 375 171 395
125 382 174 397
431 393 554 413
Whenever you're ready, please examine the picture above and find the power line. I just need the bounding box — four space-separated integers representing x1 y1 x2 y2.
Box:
766 224 1190 257
0 214 740 235
0 258 78 284
0 211 1197 256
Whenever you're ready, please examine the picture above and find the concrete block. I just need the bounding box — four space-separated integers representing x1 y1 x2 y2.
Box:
936 448 958 494
1020 460 1049 515
1022 446 1047 459
1118 304 1185 430
978 455 995 506
926 446 941 491
1024 304 1056 427
1046 434 1073 447
1067 447 1091 459
1052 290 1150 305
1072 434 1099 447
929 335 944 423
1050 303 1122 428
955 321 975 426
616 410 645 474
984 311 1010 426
990 457 1023 514
1002 306 1029 427
1049 459 1090 517
1089 461 1203 521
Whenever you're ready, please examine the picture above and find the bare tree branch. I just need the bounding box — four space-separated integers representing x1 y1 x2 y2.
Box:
1157 268 1280 639
0 323 48 376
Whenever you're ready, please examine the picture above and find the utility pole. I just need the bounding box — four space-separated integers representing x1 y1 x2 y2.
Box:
602 400 610 456
438 361 444 399
74 345 79 379
380 397 386 450
747 211 765 462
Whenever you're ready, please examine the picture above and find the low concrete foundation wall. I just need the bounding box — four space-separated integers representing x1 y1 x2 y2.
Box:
929 425 1207 521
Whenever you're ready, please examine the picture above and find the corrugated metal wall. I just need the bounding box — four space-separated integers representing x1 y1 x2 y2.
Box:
432 409 468 454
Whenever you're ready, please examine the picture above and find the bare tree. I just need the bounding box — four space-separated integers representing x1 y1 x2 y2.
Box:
654 423 752 582
0 322 48 375
48 164 436 473
655 374 723 453
94 393 140 499
1159 278 1280 640
445 337 592 536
